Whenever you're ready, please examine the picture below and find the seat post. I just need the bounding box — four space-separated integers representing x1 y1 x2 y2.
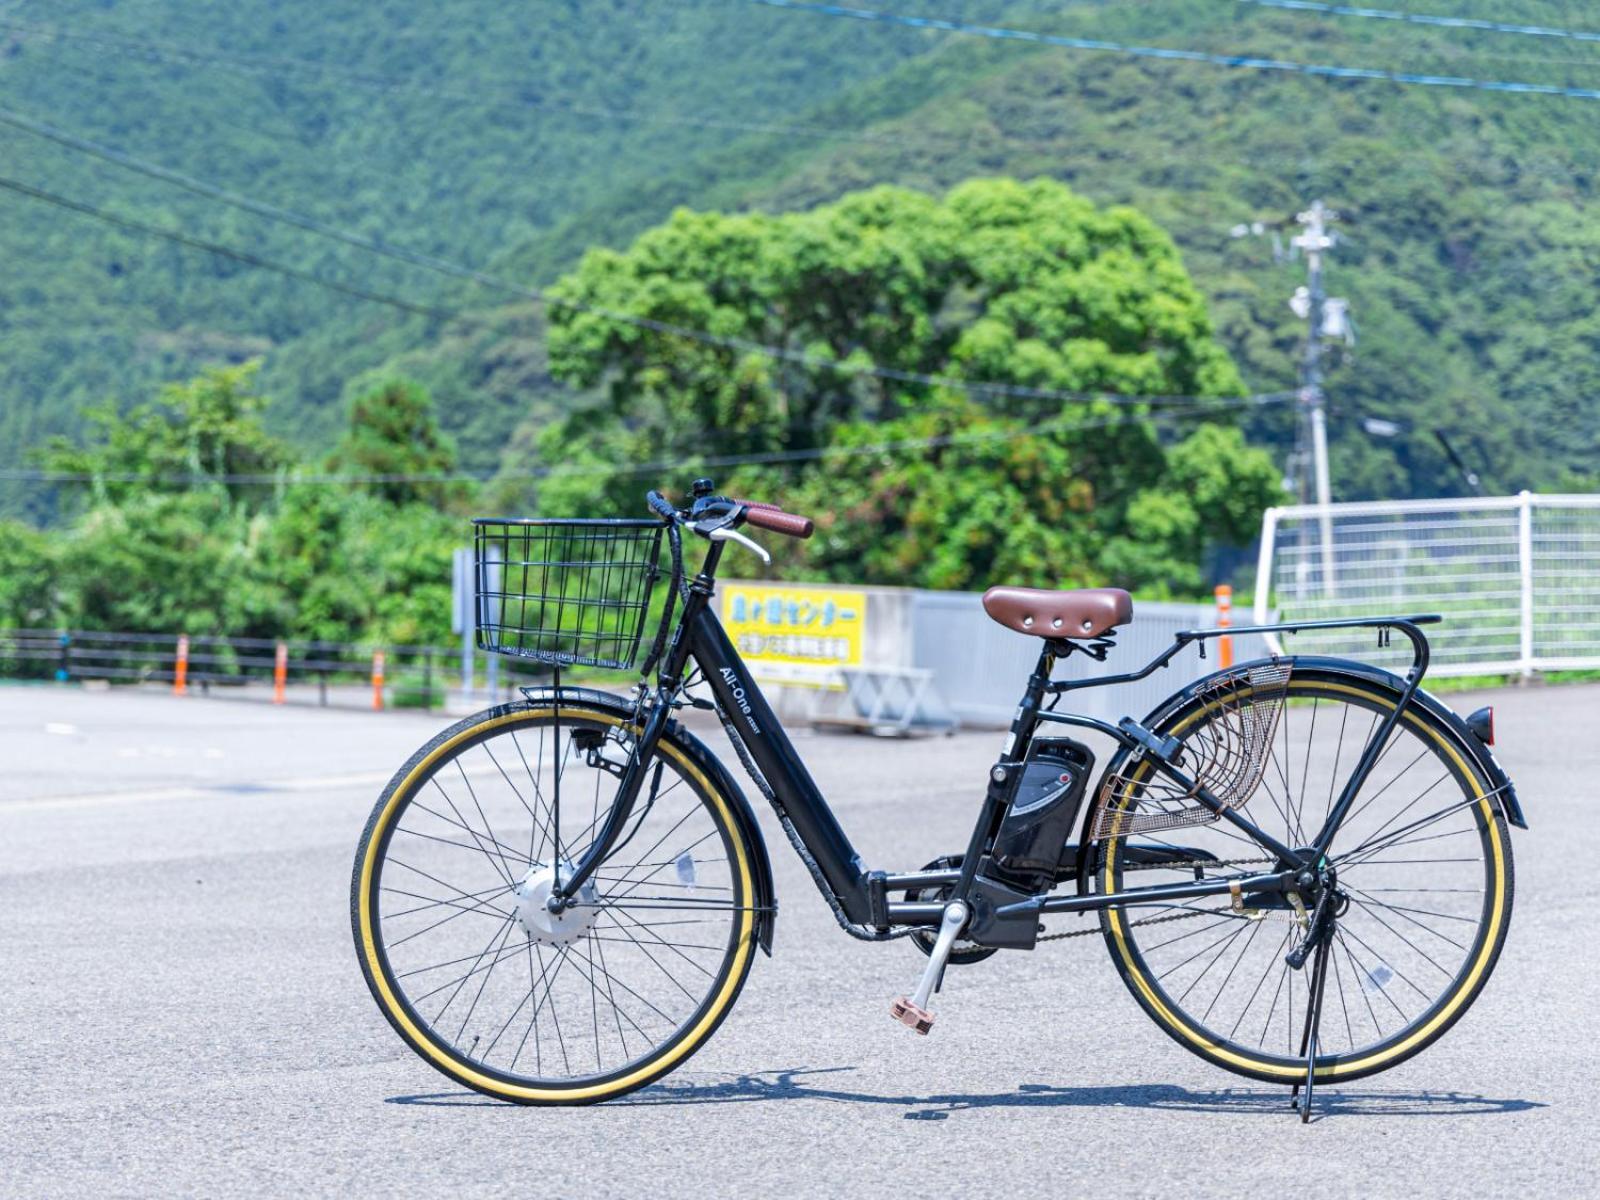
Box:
1006 642 1058 758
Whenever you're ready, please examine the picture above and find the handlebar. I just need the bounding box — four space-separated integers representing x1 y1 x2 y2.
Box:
646 489 814 540
744 506 814 539
646 490 678 522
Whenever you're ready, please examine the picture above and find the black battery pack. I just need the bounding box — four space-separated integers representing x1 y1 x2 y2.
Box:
986 737 1095 894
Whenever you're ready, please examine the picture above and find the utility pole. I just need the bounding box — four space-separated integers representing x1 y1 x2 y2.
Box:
1290 200 1340 596
1231 200 1352 598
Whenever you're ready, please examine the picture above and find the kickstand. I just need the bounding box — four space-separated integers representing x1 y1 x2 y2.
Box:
1289 932 1332 1123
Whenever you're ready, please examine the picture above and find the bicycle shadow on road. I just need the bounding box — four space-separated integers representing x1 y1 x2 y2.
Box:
388 1066 1544 1121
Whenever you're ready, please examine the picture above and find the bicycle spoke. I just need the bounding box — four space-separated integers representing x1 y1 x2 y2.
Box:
1227 926 1293 1040
1344 889 1467 961
534 943 572 1076
393 821 532 869
423 915 516 1017
1200 915 1266 1025
455 917 517 1043
427 776 517 888
1334 793 1481 866
1109 678 1500 1071
604 907 720 978
363 703 749 1092
1339 925 1430 1008
1174 920 1253 1004
601 913 705 1005
382 881 516 920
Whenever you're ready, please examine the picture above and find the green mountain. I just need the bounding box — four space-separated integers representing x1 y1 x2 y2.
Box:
4 0 1600 518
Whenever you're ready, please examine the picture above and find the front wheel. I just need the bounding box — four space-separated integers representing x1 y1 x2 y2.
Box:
352 697 761 1104
1093 663 1514 1085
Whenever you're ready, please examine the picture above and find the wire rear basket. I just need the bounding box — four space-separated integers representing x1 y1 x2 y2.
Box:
1091 662 1293 840
474 518 665 670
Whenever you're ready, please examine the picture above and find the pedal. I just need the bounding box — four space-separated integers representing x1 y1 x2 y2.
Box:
890 997 935 1034
890 900 967 1037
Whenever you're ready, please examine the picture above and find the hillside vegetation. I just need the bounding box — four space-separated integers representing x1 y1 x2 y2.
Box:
4 0 1600 524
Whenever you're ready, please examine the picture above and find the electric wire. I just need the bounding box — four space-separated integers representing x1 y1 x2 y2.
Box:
8 9 1590 189
750 0 1600 101
0 110 1293 410
1237 0 1600 46
0 15 900 145
0 394 1292 488
0 174 457 320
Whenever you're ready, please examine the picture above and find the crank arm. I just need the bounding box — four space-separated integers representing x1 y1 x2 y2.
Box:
891 900 968 1035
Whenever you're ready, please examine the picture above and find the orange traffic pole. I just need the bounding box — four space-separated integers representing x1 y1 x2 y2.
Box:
273 641 288 705
174 634 189 697
1215 584 1234 669
372 650 385 711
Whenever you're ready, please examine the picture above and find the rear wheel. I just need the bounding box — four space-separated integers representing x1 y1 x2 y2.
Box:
1094 664 1513 1084
352 698 760 1104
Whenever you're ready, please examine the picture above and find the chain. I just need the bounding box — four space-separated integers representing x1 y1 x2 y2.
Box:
1037 855 1275 942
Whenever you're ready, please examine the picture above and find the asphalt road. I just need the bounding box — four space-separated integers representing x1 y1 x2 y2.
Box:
2 680 1593 1197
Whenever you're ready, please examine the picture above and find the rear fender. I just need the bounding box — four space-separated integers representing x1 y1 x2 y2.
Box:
1072 655 1526 895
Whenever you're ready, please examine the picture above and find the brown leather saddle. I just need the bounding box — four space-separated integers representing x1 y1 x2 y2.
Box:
981 586 1133 640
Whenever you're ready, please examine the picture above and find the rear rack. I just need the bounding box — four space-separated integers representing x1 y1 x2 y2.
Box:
1044 614 1441 701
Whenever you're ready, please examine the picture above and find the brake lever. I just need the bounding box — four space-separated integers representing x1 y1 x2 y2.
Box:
707 525 771 564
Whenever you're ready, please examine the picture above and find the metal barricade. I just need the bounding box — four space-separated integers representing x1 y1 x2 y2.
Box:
910 591 1265 727
1256 491 1600 678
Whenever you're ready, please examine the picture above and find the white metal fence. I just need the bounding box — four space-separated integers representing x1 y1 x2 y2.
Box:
1254 491 1600 678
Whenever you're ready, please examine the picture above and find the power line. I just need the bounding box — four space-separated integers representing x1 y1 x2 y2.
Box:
0 107 1291 411
1237 1 1600 46
750 0 1600 101
0 174 457 320
0 104 531 300
0 15 899 145
0 395 1291 488
11 11 1586 193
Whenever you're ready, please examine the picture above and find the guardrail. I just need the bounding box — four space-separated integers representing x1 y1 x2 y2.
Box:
1254 490 1600 678
0 628 549 710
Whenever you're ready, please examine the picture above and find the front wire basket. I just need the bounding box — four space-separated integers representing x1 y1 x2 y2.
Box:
1092 661 1293 840
473 518 664 670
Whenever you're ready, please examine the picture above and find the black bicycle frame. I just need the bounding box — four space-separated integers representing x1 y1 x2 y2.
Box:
553 534 1445 935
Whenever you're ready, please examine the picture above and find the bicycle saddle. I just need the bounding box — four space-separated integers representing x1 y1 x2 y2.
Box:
981 586 1132 639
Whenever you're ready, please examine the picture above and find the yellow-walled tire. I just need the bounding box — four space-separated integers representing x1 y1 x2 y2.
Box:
1093 666 1513 1085
351 699 759 1105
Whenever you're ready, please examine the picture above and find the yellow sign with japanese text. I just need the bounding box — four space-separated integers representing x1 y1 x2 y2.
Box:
720 582 867 687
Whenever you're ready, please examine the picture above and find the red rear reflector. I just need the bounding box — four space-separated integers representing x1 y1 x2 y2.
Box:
1466 705 1494 746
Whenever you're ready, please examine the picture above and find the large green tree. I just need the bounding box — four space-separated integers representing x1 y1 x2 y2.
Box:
17 366 465 645
328 377 464 507
0 520 57 628
535 178 1274 592
39 362 288 511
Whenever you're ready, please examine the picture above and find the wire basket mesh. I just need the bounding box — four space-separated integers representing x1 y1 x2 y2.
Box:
1091 662 1293 840
474 518 664 670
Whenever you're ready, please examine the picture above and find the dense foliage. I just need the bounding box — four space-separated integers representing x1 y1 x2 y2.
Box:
534 178 1275 594
2 175 1285 642
1 365 463 643
5 2 1600 519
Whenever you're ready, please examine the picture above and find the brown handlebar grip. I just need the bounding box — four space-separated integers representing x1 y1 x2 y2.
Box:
733 497 783 512
744 506 814 539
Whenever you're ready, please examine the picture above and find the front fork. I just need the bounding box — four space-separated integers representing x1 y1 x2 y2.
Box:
550 546 717 906
547 684 674 908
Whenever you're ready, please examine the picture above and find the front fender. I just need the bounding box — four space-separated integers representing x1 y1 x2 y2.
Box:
519 686 779 953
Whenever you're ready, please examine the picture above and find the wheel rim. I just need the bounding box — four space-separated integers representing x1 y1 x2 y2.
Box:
1099 673 1508 1080
359 708 755 1097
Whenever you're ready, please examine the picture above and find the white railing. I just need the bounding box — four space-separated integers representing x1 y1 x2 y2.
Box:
1254 491 1600 678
